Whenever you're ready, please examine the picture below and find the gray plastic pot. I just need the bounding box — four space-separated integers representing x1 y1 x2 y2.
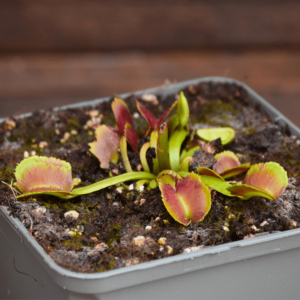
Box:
1 77 300 300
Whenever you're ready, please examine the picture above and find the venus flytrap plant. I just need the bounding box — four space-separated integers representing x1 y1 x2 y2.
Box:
12 91 289 227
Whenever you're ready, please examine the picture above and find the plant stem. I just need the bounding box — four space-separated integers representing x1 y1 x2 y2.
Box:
169 128 188 172
158 122 170 170
120 136 133 173
150 130 160 175
180 146 199 161
72 172 156 197
136 179 149 191
181 156 193 172
140 142 151 172
167 114 179 137
199 175 234 197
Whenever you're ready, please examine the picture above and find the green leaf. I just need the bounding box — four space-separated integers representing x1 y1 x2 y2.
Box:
72 172 156 197
157 170 182 189
140 142 151 173
199 175 235 197
177 91 190 127
150 129 160 175
197 127 235 145
158 122 170 170
120 135 133 173
169 129 188 172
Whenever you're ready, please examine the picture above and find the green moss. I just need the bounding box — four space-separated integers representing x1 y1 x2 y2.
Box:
106 223 122 246
193 100 238 127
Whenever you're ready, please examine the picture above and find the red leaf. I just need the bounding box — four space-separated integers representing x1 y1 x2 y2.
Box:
136 101 160 129
137 100 178 130
112 98 134 135
159 172 211 226
124 123 139 151
213 151 250 179
213 151 240 174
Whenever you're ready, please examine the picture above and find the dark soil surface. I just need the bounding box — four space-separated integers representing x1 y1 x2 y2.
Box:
1 82 300 273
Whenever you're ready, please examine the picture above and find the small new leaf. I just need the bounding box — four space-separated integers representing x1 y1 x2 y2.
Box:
158 172 211 226
213 151 250 179
137 100 178 131
197 127 235 145
177 91 189 127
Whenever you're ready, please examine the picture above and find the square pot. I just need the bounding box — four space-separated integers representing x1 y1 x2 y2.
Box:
1 77 300 300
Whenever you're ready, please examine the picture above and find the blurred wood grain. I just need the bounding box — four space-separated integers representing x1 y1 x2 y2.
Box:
0 2 299 127
0 0 300 51
1 50 300 126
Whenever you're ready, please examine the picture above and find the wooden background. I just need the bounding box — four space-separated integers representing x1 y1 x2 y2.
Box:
0 1 300 126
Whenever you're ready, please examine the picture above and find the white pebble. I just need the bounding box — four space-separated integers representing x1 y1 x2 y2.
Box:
260 221 268 227
133 112 140 119
145 226 152 231
24 151 29 158
133 236 146 246
94 243 108 252
5 119 16 130
60 132 71 143
87 109 99 118
141 93 159 105
128 184 134 190
39 141 48 149
158 237 167 245
116 187 123 193
166 246 173 255
72 178 81 186
223 226 229 232
31 151 36 156
34 206 46 215
64 210 79 220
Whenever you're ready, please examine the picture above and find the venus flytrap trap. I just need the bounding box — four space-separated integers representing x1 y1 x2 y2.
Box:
11 90 289 227
15 156 155 200
197 127 235 145
228 162 288 200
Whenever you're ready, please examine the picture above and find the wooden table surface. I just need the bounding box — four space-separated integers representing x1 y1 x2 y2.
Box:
1 1 300 126
1 49 300 127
